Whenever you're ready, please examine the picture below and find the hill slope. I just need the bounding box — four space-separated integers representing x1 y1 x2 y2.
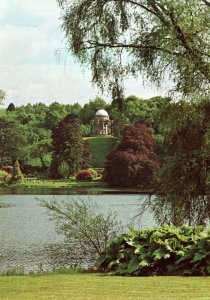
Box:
86 136 117 168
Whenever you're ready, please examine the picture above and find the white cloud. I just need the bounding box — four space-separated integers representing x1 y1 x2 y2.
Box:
1 64 99 107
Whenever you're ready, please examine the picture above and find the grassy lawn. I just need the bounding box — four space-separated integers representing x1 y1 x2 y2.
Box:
86 136 117 167
10 179 107 189
0 273 209 300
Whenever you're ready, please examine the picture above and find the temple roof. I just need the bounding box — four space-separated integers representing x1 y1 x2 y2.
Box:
95 109 109 117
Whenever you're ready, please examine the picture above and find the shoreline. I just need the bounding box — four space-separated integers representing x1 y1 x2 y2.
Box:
0 180 155 195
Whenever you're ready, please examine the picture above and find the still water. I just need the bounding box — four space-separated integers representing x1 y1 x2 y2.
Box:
0 194 156 273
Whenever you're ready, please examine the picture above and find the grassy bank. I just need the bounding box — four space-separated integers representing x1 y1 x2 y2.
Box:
86 136 117 167
3 179 107 189
17 179 106 188
0 272 209 300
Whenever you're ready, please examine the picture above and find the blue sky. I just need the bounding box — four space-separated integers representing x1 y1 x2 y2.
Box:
0 0 165 107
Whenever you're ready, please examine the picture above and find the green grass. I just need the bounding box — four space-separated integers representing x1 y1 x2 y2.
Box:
0 273 209 300
27 137 117 169
86 136 117 167
11 179 107 189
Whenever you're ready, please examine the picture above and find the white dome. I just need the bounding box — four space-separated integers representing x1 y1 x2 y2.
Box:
95 109 109 117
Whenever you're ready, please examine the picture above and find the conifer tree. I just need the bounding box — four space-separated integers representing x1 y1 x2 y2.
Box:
10 160 24 183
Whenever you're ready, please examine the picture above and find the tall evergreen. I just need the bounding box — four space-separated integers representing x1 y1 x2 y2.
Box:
10 160 24 183
50 114 83 178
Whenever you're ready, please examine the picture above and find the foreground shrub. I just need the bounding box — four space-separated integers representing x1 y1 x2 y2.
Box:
88 168 98 179
76 170 93 181
96 224 210 276
0 170 11 184
40 198 123 258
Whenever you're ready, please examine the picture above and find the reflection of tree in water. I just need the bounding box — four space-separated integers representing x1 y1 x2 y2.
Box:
42 243 96 270
0 243 96 274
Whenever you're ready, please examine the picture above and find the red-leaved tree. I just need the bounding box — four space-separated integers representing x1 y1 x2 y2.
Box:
81 140 91 169
104 124 158 188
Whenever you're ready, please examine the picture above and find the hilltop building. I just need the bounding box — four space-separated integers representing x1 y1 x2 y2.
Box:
90 109 113 136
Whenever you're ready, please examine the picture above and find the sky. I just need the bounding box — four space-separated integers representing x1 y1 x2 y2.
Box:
0 0 166 108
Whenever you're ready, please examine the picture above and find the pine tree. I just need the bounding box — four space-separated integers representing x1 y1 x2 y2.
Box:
10 160 24 183
81 140 91 169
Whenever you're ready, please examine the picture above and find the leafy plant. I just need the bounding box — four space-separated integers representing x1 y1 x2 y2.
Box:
88 168 98 179
96 224 210 276
0 170 11 184
40 198 123 259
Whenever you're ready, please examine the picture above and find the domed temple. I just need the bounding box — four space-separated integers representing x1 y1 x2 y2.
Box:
90 109 113 136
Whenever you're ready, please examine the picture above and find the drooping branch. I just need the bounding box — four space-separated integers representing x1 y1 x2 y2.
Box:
85 40 181 56
57 0 210 98
202 0 210 7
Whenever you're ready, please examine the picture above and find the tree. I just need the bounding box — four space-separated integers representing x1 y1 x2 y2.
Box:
152 100 210 226
57 0 210 105
30 140 52 169
44 102 67 130
104 124 159 187
10 160 24 183
109 105 130 137
50 114 83 178
81 140 91 169
80 97 107 124
7 103 15 112
0 117 26 164
40 198 123 257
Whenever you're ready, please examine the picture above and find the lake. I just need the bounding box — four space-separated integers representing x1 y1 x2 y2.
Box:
0 194 156 273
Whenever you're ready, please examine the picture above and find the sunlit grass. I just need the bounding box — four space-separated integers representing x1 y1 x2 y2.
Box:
12 179 106 188
0 273 209 300
86 136 117 167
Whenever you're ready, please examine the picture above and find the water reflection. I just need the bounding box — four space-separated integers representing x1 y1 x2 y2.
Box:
0 186 149 195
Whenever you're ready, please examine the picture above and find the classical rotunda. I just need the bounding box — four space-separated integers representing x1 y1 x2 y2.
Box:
90 109 113 136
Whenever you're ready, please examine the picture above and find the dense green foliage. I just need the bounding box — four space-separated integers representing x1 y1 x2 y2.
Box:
57 0 210 106
0 96 165 175
0 117 26 163
96 224 210 276
0 170 11 184
80 97 107 124
153 100 210 226
50 114 83 178
104 124 158 187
